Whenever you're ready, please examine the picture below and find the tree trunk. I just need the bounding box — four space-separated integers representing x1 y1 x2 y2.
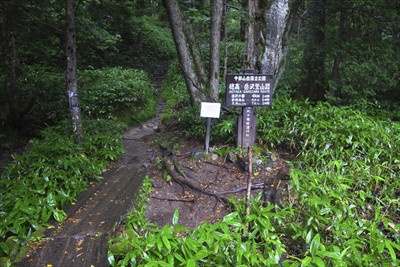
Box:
297 0 326 102
65 0 84 143
162 0 206 104
0 1 18 127
209 0 223 100
244 0 258 70
261 0 289 79
329 6 347 101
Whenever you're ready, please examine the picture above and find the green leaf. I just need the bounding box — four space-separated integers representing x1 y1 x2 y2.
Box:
162 236 171 252
312 256 325 267
317 251 341 260
172 209 179 225
306 229 313 243
310 234 321 256
186 258 196 267
173 252 185 263
301 256 312 266
384 240 396 262
52 209 66 222
0 242 10 255
194 249 209 261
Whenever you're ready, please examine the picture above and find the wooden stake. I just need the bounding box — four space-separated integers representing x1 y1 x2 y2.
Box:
205 117 211 153
245 146 253 217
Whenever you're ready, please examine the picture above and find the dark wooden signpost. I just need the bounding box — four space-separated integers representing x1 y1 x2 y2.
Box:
226 72 273 147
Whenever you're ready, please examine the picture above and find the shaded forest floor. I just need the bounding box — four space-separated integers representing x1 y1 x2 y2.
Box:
144 130 293 231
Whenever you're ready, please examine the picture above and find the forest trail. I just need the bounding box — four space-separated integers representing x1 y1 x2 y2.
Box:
17 66 167 267
18 112 161 267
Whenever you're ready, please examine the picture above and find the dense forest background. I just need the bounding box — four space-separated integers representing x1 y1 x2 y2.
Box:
0 0 399 266
1 0 399 141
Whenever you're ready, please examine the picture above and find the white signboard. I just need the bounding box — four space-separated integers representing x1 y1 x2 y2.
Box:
200 102 221 118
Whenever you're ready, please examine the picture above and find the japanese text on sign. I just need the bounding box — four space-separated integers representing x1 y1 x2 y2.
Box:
226 74 273 107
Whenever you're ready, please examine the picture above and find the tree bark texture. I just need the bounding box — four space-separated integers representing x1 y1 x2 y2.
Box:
262 0 303 92
261 0 289 78
66 0 84 143
297 0 327 101
0 1 18 126
162 0 206 104
329 6 347 100
209 0 223 101
244 0 258 70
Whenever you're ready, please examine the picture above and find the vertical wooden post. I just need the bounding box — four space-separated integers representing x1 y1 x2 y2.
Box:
245 146 253 224
204 117 211 154
237 69 257 148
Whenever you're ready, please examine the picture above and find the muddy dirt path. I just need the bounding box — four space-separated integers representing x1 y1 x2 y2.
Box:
18 112 162 267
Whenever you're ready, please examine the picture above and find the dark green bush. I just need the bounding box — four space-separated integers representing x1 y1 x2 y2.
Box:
79 67 155 121
15 65 67 125
1 66 156 133
117 16 176 71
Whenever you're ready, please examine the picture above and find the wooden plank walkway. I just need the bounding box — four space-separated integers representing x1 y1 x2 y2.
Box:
17 119 160 267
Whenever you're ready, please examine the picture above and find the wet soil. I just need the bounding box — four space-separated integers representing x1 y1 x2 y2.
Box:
145 135 291 231
14 64 291 266
17 111 291 267
17 112 162 267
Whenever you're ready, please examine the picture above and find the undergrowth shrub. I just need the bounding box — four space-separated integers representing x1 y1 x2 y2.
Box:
109 193 289 266
160 61 238 143
257 94 400 266
109 93 399 266
0 119 124 257
79 67 156 124
14 65 67 125
159 62 205 140
1 66 156 134
129 16 176 69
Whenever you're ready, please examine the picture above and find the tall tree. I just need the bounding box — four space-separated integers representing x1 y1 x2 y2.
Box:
209 0 223 100
162 0 206 103
0 1 38 130
244 0 258 70
162 0 223 104
0 1 18 126
261 0 290 80
296 0 327 101
65 0 83 142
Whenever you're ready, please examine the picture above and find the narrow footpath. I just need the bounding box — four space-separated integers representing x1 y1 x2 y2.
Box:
18 112 162 267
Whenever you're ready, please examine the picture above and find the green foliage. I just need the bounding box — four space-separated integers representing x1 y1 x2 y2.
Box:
159 61 206 139
79 67 156 124
15 65 67 125
109 194 288 266
0 119 124 256
160 61 238 143
110 94 399 266
1 66 156 133
257 95 399 265
225 40 246 74
160 61 191 111
129 16 176 66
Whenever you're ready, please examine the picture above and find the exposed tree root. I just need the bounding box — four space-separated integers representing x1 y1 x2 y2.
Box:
161 157 274 204
162 157 230 204
151 196 195 202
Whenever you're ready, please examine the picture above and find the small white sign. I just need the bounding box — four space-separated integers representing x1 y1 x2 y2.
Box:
200 102 221 118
